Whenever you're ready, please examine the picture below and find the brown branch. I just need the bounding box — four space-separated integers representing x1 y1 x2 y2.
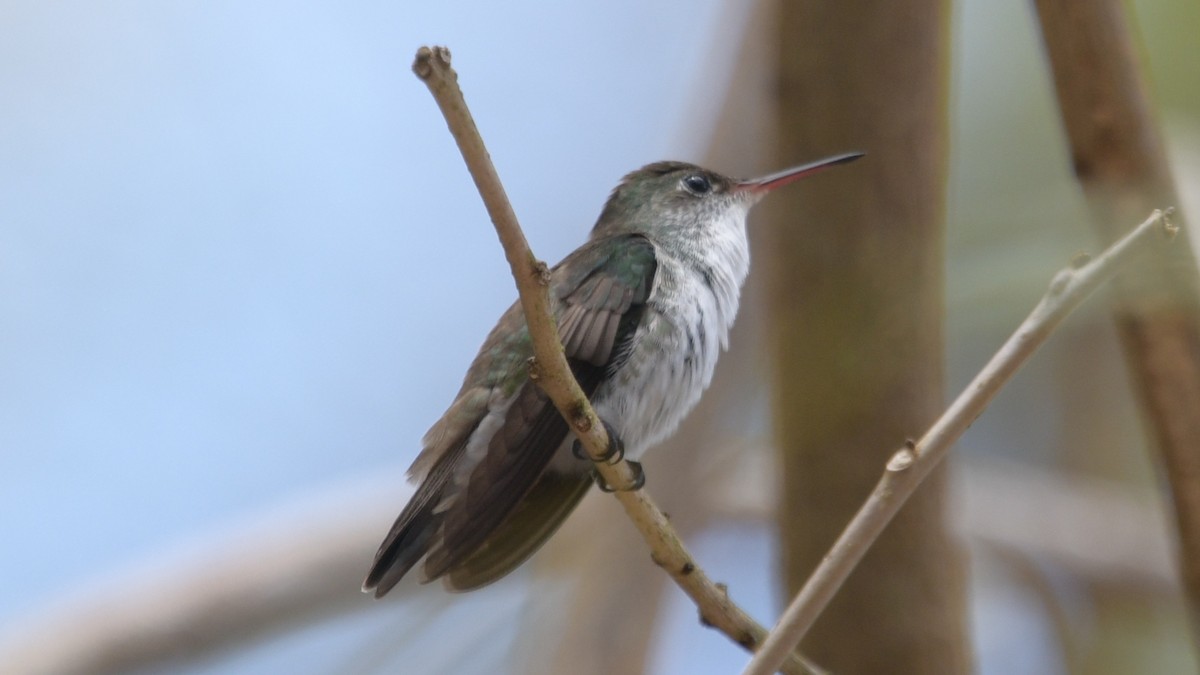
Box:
1033 0 1200 639
768 3 966 671
411 46 816 675
742 209 1178 675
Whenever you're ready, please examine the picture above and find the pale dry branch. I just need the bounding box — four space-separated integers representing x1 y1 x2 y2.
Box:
410 46 815 675
742 209 1178 675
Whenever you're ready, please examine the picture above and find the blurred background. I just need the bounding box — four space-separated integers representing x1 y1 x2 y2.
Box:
2 1 1198 673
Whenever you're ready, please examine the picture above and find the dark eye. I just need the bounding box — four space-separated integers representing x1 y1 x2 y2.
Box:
682 174 711 195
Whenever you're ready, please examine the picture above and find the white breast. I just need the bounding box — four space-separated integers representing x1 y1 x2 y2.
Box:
592 213 751 458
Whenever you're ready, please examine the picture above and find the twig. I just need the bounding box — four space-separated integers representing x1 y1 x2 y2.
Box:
742 209 1178 675
411 46 815 675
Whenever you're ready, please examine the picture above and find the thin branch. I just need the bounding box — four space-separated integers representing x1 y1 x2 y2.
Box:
411 46 815 675
742 209 1178 675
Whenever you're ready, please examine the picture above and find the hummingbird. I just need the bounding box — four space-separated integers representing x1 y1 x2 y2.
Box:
364 152 863 596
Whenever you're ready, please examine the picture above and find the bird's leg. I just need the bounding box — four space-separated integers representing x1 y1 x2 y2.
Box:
570 418 644 492
571 418 625 464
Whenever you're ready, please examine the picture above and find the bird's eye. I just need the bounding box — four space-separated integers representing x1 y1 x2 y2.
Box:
682 174 711 195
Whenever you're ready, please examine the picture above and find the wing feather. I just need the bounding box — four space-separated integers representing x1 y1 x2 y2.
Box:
365 234 657 593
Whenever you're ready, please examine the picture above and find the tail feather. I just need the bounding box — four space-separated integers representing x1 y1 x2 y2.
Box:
441 469 592 591
362 444 464 597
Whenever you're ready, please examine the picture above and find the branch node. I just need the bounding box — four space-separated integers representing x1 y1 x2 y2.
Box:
1070 251 1092 269
569 402 593 432
886 448 916 472
526 356 541 381
533 259 551 286
1047 268 1073 297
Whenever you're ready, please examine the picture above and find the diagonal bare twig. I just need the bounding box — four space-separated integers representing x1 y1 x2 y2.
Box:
741 208 1178 675
411 46 817 675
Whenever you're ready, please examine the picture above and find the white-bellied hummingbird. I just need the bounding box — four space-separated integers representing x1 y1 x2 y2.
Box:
364 152 863 595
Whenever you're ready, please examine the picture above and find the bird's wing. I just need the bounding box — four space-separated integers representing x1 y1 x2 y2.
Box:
418 234 658 584
443 468 593 591
364 234 657 596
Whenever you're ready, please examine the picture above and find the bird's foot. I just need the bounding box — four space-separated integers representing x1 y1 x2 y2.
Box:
594 461 645 493
571 418 625 464
570 418 642 492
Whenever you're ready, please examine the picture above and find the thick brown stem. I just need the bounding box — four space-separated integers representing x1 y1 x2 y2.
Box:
765 2 969 673
1033 0 1200 642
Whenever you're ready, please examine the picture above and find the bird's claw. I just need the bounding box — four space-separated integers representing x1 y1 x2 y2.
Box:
571 418 625 464
594 460 645 493
570 417 640 491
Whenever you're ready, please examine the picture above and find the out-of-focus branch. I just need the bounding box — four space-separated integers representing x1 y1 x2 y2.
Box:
768 3 967 672
743 210 1179 675
709 448 1176 590
959 458 1175 588
0 478 406 675
411 46 815 675
1033 0 1200 637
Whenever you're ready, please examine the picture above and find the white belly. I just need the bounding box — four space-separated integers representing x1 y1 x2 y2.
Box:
591 251 745 459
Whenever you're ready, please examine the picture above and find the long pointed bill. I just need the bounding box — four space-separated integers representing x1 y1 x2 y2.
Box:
736 152 865 198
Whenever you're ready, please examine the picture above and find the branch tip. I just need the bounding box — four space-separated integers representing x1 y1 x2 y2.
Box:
569 403 592 431
412 46 440 80
1160 207 1178 239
